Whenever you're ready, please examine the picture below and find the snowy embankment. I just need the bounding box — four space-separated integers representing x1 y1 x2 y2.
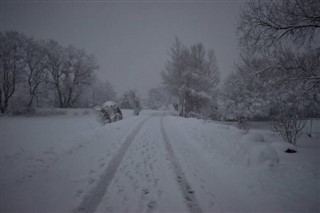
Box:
1 110 319 212
165 117 319 212
1 108 140 212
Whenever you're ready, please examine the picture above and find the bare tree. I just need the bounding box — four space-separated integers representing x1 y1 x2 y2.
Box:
45 41 97 108
44 40 67 107
0 31 27 113
61 45 97 107
271 102 306 145
238 0 320 49
24 38 48 109
273 47 319 97
238 0 320 109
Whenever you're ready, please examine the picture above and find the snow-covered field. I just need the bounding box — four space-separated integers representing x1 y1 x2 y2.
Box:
1 109 319 212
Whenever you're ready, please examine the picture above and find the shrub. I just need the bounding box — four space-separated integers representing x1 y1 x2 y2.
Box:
271 105 306 145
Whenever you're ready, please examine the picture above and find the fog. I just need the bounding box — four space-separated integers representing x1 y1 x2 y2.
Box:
2 1 243 97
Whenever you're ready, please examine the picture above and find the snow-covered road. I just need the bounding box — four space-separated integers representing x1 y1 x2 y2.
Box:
2 110 319 212
75 113 204 213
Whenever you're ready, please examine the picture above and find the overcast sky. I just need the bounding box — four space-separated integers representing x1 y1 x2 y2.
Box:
1 0 244 98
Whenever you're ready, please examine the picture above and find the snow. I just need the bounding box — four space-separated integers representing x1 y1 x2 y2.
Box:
1 110 319 212
246 144 280 167
241 132 265 143
102 101 117 107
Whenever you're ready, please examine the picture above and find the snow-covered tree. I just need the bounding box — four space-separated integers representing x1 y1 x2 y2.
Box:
147 87 167 110
233 0 320 143
238 0 320 104
161 37 189 116
162 37 220 118
81 79 116 107
119 90 141 115
221 53 319 121
221 57 271 120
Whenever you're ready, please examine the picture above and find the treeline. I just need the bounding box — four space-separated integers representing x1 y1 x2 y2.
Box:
161 37 220 119
222 0 320 121
0 31 116 114
160 0 319 122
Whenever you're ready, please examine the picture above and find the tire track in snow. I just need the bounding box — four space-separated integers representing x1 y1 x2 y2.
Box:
73 115 154 213
160 115 203 213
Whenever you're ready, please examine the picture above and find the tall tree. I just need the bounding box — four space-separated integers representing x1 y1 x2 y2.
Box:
44 40 67 107
162 36 190 116
238 0 320 49
162 37 220 117
61 45 97 107
0 31 27 113
222 57 275 119
24 38 48 109
238 0 320 103
45 42 97 108
84 79 116 107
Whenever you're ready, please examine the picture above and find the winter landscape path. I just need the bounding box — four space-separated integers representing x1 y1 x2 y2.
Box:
2 110 319 212
75 112 204 213
74 114 154 212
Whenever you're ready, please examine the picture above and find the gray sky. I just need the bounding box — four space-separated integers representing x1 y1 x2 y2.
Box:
1 0 244 98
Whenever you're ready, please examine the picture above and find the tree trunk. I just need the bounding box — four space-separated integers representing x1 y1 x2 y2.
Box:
27 95 34 108
178 98 186 117
1 98 9 113
55 84 64 108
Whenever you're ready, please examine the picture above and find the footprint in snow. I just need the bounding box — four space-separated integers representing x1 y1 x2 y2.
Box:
88 178 95 184
75 189 84 197
147 200 157 209
117 186 124 193
143 188 149 195
185 196 192 202
153 178 159 186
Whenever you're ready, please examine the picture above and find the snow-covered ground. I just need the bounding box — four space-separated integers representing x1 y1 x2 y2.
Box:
1 109 319 212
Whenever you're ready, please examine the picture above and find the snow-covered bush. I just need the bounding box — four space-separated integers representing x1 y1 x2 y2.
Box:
241 132 264 143
241 133 278 167
94 101 122 125
247 144 279 167
271 142 297 154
